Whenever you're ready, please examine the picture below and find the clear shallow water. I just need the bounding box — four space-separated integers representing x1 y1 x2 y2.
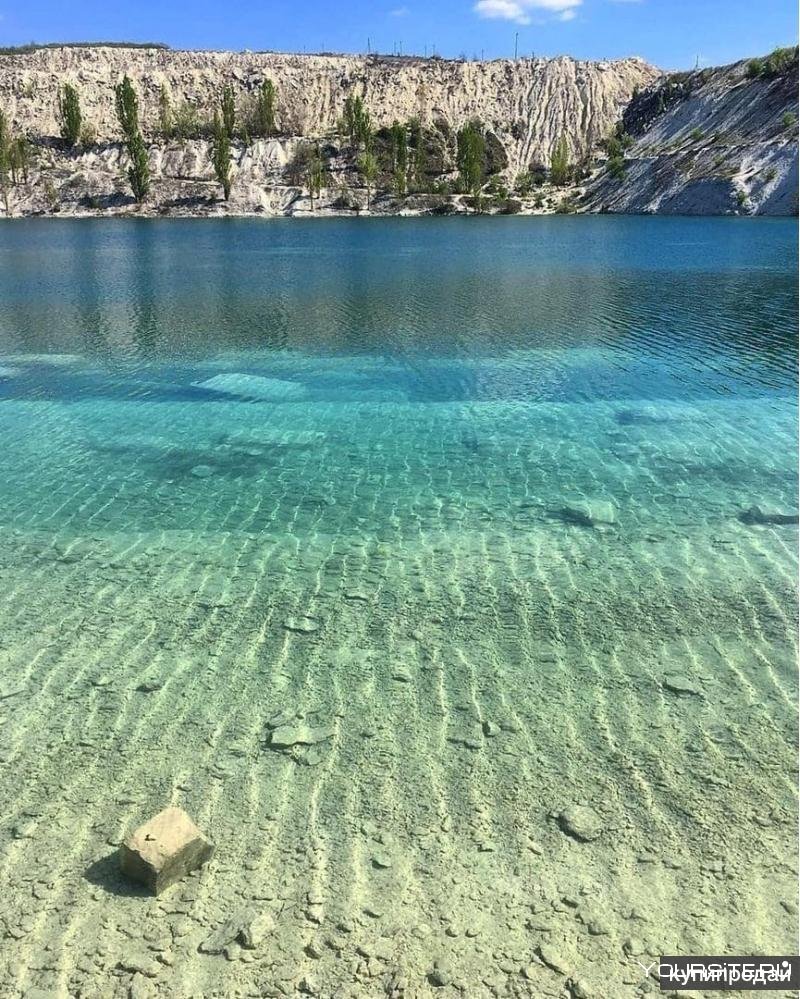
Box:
0 217 797 998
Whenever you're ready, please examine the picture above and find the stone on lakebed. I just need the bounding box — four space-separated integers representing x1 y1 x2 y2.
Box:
558 500 617 527
119 807 214 895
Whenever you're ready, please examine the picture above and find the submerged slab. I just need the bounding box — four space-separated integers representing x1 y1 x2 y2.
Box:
194 373 308 401
119 807 214 895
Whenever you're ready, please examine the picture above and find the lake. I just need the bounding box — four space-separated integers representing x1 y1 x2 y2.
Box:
0 217 796 998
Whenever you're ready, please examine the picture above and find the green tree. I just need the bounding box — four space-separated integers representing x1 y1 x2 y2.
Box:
305 144 325 210
114 75 150 202
252 78 277 137
211 110 232 201
221 85 236 138
0 111 10 212
9 135 31 184
358 149 378 210
389 121 408 195
58 83 82 148
550 134 571 187
343 95 372 150
158 84 173 139
408 116 426 190
456 120 485 199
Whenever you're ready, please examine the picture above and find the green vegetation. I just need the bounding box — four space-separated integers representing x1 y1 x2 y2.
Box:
173 102 201 143
211 111 232 201
388 121 408 195
408 117 426 190
782 111 797 130
305 145 325 210
549 134 571 187
735 189 748 206
554 193 578 214
221 85 236 139
765 167 778 181
358 148 379 209
114 75 150 203
9 134 31 184
158 85 173 139
456 120 485 199
0 111 10 211
746 46 798 79
285 143 327 209
606 156 626 180
342 95 372 150
689 127 704 141
0 41 169 56
251 79 277 138
57 83 82 148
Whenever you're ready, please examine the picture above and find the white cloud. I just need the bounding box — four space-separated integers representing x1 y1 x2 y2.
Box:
390 4 410 14
474 0 581 24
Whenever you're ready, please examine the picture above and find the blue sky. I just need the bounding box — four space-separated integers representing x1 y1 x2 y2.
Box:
0 0 796 70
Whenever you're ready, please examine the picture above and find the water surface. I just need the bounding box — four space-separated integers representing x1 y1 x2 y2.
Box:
0 217 796 999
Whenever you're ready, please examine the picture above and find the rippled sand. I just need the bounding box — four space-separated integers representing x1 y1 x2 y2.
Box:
0 372 796 999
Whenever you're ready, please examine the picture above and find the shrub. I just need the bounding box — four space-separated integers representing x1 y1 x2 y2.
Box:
173 102 201 142
9 134 31 183
58 83 82 148
689 127 703 141
765 167 778 181
735 189 748 206
158 84 173 139
782 111 797 130
550 134 571 187
746 58 765 79
554 194 578 214
607 155 626 179
80 122 97 147
746 47 798 80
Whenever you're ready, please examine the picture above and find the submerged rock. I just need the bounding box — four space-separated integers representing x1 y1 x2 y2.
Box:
119 807 214 895
283 615 320 633
194 373 308 402
663 674 702 697
269 723 335 749
558 805 604 842
199 908 256 954
558 500 617 527
190 464 215 478
739 505 799 526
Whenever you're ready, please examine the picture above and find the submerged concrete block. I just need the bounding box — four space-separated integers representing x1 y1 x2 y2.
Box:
120 807 214 895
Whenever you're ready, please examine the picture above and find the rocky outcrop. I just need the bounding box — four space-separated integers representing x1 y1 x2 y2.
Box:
0 46 656 172
583 54 798 216
0 45 795 216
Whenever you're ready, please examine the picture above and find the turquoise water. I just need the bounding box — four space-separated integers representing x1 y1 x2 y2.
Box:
0 217 796 998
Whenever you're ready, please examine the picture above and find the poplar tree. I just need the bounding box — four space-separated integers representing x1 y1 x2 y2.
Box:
389 121 408 195
358 149 378 210
58 83 82 148
550 134 571 187
211 110 232 200
114 75 150 202
305 144 325 210
253 79 277 137
456 120 485 198
221 85 236 138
